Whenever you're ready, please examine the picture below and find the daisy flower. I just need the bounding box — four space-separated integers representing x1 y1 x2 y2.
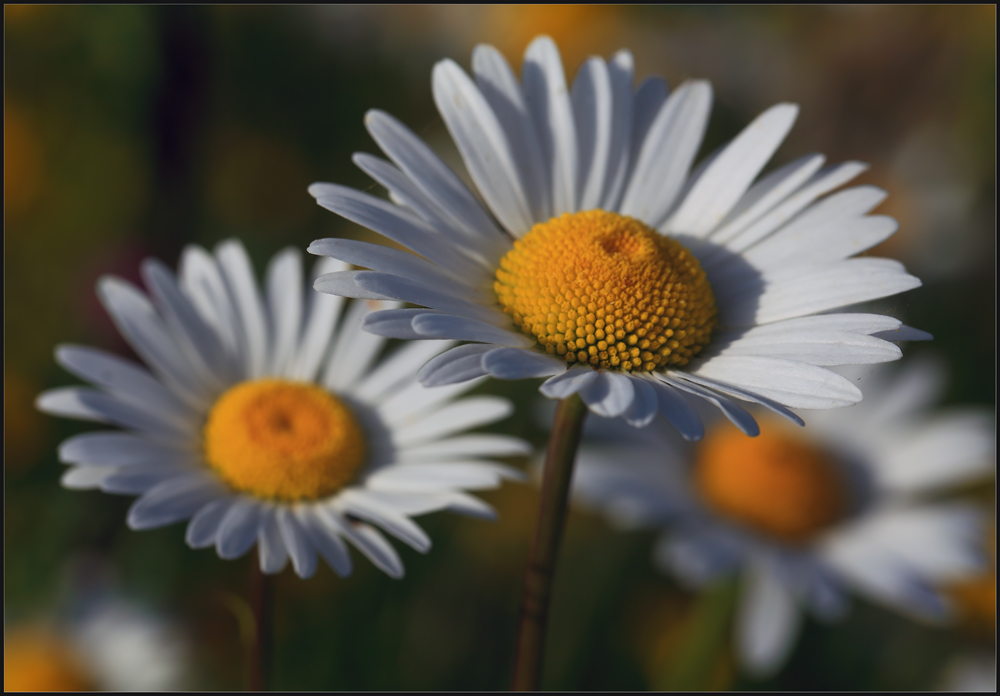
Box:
307 35 923 436
4 597 191 691
570 359 994 675
37 240 528 579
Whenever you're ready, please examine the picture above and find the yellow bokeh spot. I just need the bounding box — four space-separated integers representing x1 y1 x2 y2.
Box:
494 210 716 372
695 421 845 544
947 523 995 630
204 379 366 502
4 630 93 692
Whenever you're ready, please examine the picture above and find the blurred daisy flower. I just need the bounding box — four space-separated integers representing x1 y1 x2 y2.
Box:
37 241 528 579
308 35 923 436
570 360 994 675
4 598 190 691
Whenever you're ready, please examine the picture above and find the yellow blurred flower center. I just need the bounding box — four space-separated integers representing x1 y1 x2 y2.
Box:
203 379 366 501
494 210 716 372
695 422 845 544
4 632 93 692
947 524 995 630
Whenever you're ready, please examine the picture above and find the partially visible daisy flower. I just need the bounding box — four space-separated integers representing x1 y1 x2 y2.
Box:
570 359 993 675
37 240 528 579
4 597 190 691
308 34 924 436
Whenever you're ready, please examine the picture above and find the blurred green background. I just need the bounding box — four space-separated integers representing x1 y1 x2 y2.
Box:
5 5 995 690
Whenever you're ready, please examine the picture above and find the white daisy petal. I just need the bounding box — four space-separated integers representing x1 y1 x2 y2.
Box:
354 340 453 403
653 527 745 586
737 558 802 677
140 259 230 389
378 379 484 427
216 240 270 380
37 388 193 442
432 58 534 235
323 297 391 392
59 432 191 467
397 434 532 462
264 248 303 376
723 161 869 253
336 519 405 579
276 507 318 580
411 313 535 347
438 490 498 520
61 465 117 490
647 378 705 441
186 498 238 549
178 244 244 362
314 270 393 301
353 271 506 327
599 50 635 211
363 109 509 250
622 375 658 428
872 325 933 342
666 103 799 236
392 397 513 447
873 411 995 493
688 356 862 409
714 329 901 366
707 153 826 247
416 343 493 386
367 461 522 493
620 80 713 226
522 36 578 215
54 345 194 430
627 76 668 176
579 371 635 418
127 473 223 531
659 375 759 436
539 365 599 399
309 183 485 281
572 56 614 211
101 465 191 495
97 277 210 409
297 506 353 577
216 498 263 560
338 489 432 552
672 371 805 427
722 259 921 327
256 506 289 574
471 43 551 223
361 308 440 339
287 257 348 382
482 347 566 379
353 152 505 268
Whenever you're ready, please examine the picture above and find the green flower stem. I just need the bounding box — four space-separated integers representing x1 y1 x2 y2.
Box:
655 578 739 691
512 393 588 691
248 561 273 691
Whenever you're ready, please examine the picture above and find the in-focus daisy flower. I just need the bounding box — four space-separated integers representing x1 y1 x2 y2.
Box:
37 241 528 579
4 598 190 691
570 360 994 675
308 35 924 436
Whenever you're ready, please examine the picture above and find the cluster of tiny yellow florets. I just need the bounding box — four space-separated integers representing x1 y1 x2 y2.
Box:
204 379 366 502
494 210 717 372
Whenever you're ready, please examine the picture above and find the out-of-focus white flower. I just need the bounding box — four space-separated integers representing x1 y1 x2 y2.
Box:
4 598 190 691
309 34 925 435
939 654 996 692
571 359 994 676
37 240 529 580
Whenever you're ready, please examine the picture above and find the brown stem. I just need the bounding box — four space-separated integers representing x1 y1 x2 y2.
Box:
247 560 273 691
512 393 588 691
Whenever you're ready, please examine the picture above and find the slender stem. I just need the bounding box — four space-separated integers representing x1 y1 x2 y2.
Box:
512 393 588 691
655 579 738 691
247 561 273 691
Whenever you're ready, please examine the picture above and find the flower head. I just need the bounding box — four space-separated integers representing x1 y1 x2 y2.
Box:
571 359 994 675
37 240 528 579
308 35 925 436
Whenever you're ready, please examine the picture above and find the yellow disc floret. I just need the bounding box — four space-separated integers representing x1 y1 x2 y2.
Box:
494 210 716 372
204 379 366 501
695 421 845 544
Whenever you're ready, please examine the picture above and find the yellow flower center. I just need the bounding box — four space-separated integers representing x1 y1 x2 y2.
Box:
695 421 845 544
4 631 94 692
494 210 716 372
203 379 366 501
